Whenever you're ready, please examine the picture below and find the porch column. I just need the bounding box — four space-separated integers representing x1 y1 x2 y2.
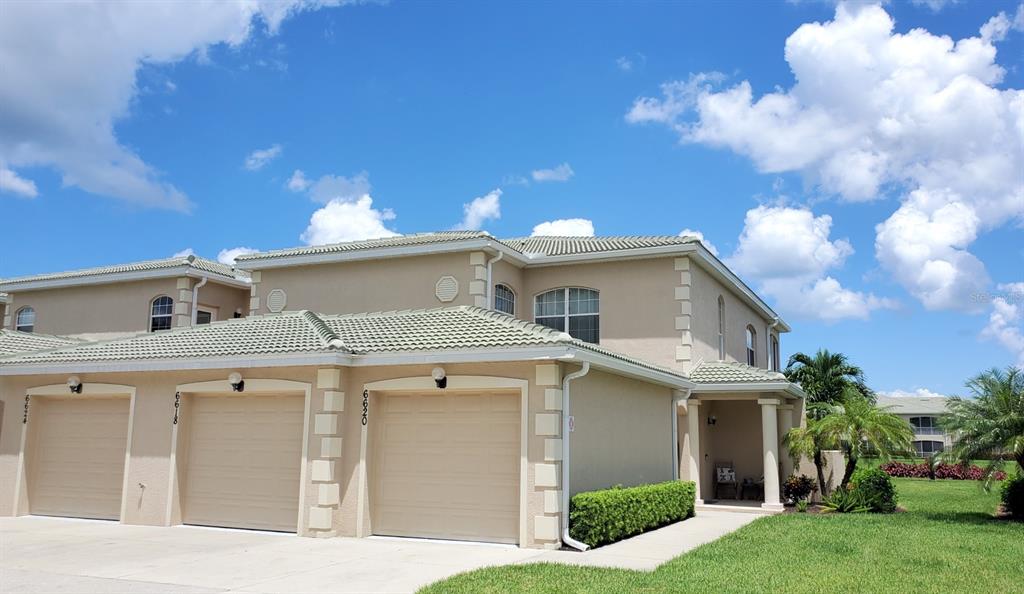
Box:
758 397 783 511
686 399 703 504
778 403 795 479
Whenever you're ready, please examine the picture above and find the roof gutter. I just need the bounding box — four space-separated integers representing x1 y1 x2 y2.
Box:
485 251 503 309
190 277 208 326
561 361 591 551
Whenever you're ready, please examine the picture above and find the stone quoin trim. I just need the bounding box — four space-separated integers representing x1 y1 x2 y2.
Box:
308 367 344 536
674 257 693 373
469 251 488 308
533 362 562 548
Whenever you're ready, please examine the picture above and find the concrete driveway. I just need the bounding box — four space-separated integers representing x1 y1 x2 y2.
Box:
0 512 757 593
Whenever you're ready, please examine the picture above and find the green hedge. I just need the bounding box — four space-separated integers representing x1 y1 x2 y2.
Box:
568 480 696 548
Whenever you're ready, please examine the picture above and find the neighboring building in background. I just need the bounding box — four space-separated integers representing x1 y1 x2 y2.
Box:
877 395 952 457
0 256 250 341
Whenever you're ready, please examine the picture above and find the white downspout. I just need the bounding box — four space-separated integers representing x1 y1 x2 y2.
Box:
485 251 503 309
561 361 591 551
766 317 780 370
190 277 208 326
671 388 691 480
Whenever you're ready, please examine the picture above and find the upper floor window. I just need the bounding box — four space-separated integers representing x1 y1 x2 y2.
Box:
196 310 213 325
494 284 515 316
770 334 780 371
15 307 35 333
909 416 941 435
535 288 599 344
745 325 757 366
717 296 725 361
913 440 944 456
150 296 174 332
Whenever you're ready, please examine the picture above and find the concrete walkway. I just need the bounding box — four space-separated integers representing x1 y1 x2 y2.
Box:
0 511 757 593
527 510 757 570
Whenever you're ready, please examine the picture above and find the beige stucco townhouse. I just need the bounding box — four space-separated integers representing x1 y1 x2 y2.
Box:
0 232 805 549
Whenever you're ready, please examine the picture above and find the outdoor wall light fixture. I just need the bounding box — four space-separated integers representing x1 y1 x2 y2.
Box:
707 415 717 426
228 372 245 392
431 367 447 389
67 375 83 394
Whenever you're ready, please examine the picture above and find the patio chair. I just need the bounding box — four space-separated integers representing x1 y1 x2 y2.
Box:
714 461 739 500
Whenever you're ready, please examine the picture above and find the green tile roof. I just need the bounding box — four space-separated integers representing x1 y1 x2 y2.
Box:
501 235 697 257
0 306 686 380
689 361 788 384
0 255 246 289
233 231 704 263
235 231 493 262
0 329 82 357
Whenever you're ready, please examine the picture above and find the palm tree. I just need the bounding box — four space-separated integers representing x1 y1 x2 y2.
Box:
785 349 874 405
817 388 915 487
942 367 1024 488
783 403 839 497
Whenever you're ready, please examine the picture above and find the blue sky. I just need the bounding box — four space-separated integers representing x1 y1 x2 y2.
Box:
1 0 1021 397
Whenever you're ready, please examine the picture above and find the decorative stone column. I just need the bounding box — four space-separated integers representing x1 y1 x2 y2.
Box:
759 397 783 511
306 367 345 537
686 399 703 504
469 252 488 308
533 363 562 549
673 257 693 374
778 403 795 480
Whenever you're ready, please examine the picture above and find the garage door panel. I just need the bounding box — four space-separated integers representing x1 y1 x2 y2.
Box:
30 398 129 520
183 394 303 532
372 391 520 544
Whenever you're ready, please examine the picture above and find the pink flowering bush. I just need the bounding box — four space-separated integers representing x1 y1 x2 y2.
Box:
880 461 1007 481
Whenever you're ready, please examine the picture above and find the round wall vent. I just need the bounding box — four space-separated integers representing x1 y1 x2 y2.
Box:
266 288 288 313
435 276 459 303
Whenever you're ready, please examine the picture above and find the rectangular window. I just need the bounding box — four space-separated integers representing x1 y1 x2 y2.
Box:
196 310 213 325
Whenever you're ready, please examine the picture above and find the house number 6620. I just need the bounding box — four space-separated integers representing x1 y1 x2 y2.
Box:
361 390 368 426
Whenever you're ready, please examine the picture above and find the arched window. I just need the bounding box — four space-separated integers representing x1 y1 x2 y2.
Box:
150 296 174 332
15 307 35 333
770 334 780 371
535 288 599 343
745 325 757 366
717 296 726 361
494 283 516 315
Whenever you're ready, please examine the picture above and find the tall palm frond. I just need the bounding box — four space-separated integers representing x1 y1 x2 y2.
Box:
785 349 874 405
942 367 1024 488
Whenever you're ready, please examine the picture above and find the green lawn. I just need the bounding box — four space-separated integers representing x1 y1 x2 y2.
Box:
420 479 1024 593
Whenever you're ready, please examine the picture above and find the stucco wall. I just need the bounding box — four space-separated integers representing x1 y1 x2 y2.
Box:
194 280 249 322
4 279 179 336
3 279 247 338
251 252 478 315
689 263 779 369
521 258 680 370
569 369 674 495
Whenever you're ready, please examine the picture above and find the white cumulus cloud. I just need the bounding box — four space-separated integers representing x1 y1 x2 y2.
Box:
217 246 259 265
879 388 951 399
531 163 575 183
0 1 349 211
172 248 195 258
244 144 282 171
456 189 501 231
531 218 595 237
981 282 1024 367
628 3 1024 313
678 228 719 256
727 205 896 321
286 169 310 192
301 195 399 246
0 166 39 198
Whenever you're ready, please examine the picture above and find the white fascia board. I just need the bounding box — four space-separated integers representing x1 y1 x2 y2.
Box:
237 239 528 271
0 266 247 292
692 381 805 399
0 351 348 376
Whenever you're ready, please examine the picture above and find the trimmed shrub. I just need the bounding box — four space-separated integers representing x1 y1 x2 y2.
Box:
1001 473 1024 519
821 485 872 513
880 461 1007 481
850 467 897 513
569 480 695 548
782 474 817 503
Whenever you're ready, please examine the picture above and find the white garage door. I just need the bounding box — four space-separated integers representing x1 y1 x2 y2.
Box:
30 397 130 520
372 391 520 544
183 394 304 532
